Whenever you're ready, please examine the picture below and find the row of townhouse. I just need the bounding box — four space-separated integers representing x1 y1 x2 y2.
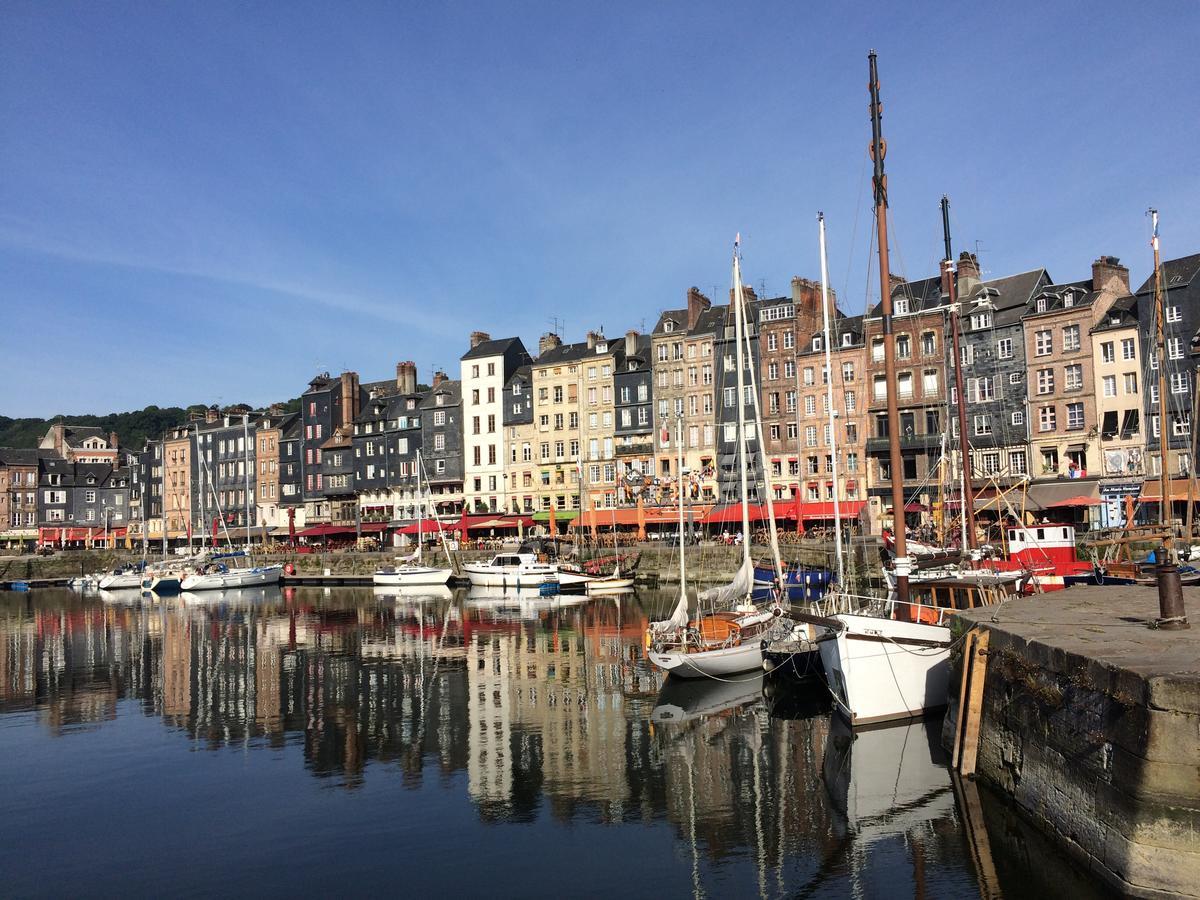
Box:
9 250 1198 550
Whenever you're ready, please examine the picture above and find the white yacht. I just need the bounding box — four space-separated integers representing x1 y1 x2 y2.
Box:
463 552 559 590
180 562 283 591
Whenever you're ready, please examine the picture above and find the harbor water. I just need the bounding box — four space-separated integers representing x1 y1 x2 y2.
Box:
0 587 1111 898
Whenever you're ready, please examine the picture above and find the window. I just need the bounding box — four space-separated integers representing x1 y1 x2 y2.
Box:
1038 406 1056 432
1034 330 1052 356
1012 411 1025 426
766 333 777 351
783 331 794 350
1167 305 1181 323
974 415 991 436
1065 364 1083 391
873 375 887 400
1041 447 1059 473
804 395 816 416
1168 337 1183 360
723 387 736 408
1171 371 1190 394
1066 402 1085 430
921 332 936 355
1102 375 1116 397
970 376 993 402
970 311 992 330
1124 372 1138 394
812 334 824 351
996 338 1013 359
1009 450 1027 475
960 344 974 366
767 362 778 380
1062 325 1080 351
805 426 818 447
803 367 815 385
844 390 856 412
894 298 909 315
783 360 795 379
1173 413 1191 437
1100 341 1115 363
1121 337 1136 360
434 434 445 451
896 335 911 358
871 339 884 363
842 361 855 382
1036 368 1054 395
1009 372 1021 385
980 451 1000 474
897 372 913 397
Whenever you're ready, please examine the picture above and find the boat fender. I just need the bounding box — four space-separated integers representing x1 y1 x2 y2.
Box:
284 563 295 576
771 605 783 617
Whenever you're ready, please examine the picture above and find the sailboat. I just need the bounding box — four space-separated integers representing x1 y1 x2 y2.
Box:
815 53 1023 726
646 238 781 679
373 450 454 587
179 415 282 592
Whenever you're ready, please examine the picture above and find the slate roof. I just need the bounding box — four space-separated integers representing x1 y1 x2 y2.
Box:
651 308 687 335
361 378 398 399
966 269 1050 326
1134 253 1200 294
1024 279 1097 318
420 379 461 409
534 340 601 366
1091 294 1140 334
0 448 39 466
281 414 304 441
505 365 532 388
461 336 526 361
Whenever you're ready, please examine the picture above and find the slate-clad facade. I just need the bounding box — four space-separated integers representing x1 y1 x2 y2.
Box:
420 374 463 519
613 332 654 501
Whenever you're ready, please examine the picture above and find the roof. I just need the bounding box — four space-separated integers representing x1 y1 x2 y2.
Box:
1134 253 1200 294
966 268 1050 327
651 308 687 336
534 340 599 366
420 379 461 409
461 336 527 361
361 378 397 399
1091 293 1140 334
505 365 532 387
1024 279 1098 318
281 414 304 441
0 448 39 466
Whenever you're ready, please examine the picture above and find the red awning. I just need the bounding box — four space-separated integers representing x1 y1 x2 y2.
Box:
1046 495 1103 508
297 524 357 537
797 500 866 521
67 528 91 541
467 515 534 530
359 522 387 533
399 520 443 536
39 528 61 542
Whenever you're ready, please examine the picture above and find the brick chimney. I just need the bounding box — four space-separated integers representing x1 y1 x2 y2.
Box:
791 276 822 331
396 360 417 395
108 431 119 450
268 403 284 417
586 330 600 350
205 405 219 424
339 371 360 427
469 331 491 349
956 252 981 299
686 287 711 330
432 370 448 388
539 332 562 356
1091 255 1130 296
625 329 638 358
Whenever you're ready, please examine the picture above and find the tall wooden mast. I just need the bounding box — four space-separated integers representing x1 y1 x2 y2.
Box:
942 197 978 553
1150 209 1173 558
868 51 910 606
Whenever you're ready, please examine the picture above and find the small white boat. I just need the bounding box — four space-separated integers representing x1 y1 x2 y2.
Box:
98 569 144 590
463 552 559 590
180 564 283 591
372 563 453 587
586 575 636 595
648 605 777 679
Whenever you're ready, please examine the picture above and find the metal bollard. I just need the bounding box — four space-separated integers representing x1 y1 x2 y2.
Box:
1155 562 1189 630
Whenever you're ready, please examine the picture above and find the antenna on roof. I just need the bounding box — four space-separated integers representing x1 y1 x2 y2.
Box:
547 316 563 336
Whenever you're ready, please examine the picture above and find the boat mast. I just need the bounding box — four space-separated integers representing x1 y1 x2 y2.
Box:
817 212 845 586
242 414 252 553
869 51 910 607
1150 209 1174 559
161 438 168 560
942 196 977 553
416 448 423 564
732 238 754 593
676 415 686 599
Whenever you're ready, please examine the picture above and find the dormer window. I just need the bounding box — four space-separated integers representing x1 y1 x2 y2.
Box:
812 335 824 351
1062 293 1074 308
596 342 607 353
664 320 674 333
1035 297 1048 313
407 399 416 410
842 333 853 347
894 298 910 315
436 394 445 406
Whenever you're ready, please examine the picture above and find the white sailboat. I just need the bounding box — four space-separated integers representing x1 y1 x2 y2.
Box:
817 53 1014 726
374 450 454 587
647 238 780 679
180 414 282 591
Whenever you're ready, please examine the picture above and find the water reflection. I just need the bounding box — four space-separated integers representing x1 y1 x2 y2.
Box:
0 587 1108 897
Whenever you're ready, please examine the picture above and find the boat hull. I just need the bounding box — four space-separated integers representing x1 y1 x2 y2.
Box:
585 576 636 595
818 613 951 726
372 566 453 587
463 565 558 591
649 640 765 679
98 572 143 590
179 565 283 591
143 575 182 595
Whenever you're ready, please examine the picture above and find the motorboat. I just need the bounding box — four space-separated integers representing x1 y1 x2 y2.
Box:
98 566 145 590
463 552 559 591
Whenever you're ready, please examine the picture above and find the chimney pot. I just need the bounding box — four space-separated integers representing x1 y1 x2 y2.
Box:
432 370 448 388
538 332 562 356
625 329 638 358
109 431 119 449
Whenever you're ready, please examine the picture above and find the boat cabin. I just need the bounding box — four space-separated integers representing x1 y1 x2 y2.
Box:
486 553 541 568
1006 522 1079 568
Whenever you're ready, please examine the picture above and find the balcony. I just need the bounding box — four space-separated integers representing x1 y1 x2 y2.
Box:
615 441 654 457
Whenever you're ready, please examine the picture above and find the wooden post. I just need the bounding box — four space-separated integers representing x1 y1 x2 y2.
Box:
953 627 990 775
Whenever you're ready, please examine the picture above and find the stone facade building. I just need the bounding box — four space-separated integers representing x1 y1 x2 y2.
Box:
0 449 39 546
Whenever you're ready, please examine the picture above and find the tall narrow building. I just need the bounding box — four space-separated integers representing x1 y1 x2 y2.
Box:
460 333 531 514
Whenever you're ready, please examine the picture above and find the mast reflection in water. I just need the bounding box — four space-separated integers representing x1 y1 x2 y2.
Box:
0 588 1108 897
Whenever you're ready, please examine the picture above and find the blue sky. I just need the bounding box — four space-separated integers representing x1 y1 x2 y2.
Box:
3 1 1198 417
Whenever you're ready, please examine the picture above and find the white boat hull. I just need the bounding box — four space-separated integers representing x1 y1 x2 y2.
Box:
818 613 951 726
585 576 636 595
98 572 143 590
179 565 283 592
463 565 558 590
649 640 764 679
372 566 453 587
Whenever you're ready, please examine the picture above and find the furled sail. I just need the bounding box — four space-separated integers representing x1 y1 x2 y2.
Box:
698 555 755 609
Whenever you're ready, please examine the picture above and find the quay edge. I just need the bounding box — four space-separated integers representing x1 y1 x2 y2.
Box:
945 585 1199 899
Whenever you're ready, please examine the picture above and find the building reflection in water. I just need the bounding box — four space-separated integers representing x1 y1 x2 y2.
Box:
0 587 1049 896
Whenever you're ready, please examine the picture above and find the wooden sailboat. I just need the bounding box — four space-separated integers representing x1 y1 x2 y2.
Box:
646 237 781 679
